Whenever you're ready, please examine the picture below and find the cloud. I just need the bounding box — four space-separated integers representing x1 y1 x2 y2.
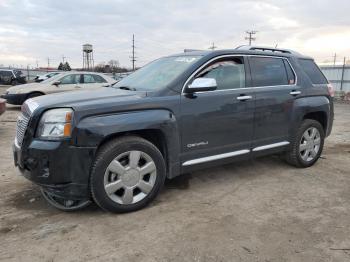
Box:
0 0 349 68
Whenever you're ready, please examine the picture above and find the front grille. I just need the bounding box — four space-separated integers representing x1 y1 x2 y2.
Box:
15 112 30 147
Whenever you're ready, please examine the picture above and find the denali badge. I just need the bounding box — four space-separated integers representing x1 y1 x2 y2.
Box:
187 141 208 148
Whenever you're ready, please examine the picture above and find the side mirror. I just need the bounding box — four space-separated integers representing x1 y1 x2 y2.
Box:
186 78 217 93
53 81 61 86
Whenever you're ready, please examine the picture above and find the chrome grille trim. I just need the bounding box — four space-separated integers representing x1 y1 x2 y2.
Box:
15 112 30 147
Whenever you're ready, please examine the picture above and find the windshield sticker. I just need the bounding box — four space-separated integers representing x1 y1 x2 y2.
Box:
175 57 198 63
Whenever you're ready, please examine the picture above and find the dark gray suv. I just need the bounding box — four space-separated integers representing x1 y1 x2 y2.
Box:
13 46 334 213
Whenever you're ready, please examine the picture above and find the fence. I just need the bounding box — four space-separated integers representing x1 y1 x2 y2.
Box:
320 65 350 93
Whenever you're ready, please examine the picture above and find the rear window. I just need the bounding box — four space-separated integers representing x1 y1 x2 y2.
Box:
249 57 289 87
298 59 328 85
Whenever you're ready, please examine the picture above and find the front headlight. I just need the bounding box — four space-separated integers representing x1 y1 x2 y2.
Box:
36 108 73 139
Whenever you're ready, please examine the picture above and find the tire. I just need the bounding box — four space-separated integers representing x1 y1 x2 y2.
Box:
285 119 325 168
41 188 91 212
11 80 18 86
90 136 166 213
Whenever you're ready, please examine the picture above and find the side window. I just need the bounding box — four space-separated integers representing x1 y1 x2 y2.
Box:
196 57 245 90
93 74 107 83
83 74 96 84
250 57 288 87
298 59 328 85
60 74 80 85
283 60 296 85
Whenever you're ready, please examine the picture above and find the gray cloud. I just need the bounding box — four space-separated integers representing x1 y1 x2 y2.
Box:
0 0 349 68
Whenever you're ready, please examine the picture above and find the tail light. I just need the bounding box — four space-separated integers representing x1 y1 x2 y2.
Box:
327 83 335 97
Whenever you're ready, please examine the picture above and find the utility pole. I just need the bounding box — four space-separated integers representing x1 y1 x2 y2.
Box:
245 30 257 45
131 34 137 71
62 55 66 64
208 42 217 50
333 53 337 66
36 60 39 69
340 57 346 91
47 57 50 72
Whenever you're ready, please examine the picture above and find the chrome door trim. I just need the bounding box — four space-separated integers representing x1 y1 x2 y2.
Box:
237 95 252 101
181 54 298 94
252 141 290 152
290 90 301 95
182 149 250 166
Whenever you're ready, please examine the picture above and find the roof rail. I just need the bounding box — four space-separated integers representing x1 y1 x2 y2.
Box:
235 45 301 56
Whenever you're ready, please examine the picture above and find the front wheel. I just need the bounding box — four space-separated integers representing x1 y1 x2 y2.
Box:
90 136 166 213
285 119 325 168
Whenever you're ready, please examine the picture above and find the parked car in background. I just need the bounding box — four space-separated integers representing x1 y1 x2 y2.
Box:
34 72 61 82
110 72 132 82
12 46 334 213
1 71 115 105
0 69 27 85
0 98 6 115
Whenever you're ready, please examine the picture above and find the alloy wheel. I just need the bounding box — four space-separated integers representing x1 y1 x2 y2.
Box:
299 127 321 162
103 150 157 205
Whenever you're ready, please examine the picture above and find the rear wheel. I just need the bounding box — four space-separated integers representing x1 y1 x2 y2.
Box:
285 119 325 167
90 136 166 213
11 80 18 86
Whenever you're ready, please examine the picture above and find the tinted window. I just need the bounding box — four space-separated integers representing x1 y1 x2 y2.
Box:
60 74 80 84
197 57 245 90
298 59 327 84
283 60 296 85
250 57 288 86
93 74 107 83
83 74 96 83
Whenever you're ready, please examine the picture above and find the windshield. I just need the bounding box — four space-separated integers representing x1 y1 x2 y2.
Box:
113 55 202 91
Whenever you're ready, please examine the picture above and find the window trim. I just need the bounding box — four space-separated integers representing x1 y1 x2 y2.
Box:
181 54 297 94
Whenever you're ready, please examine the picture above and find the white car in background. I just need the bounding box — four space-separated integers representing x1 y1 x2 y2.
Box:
1 71 115 105
34 72 61 82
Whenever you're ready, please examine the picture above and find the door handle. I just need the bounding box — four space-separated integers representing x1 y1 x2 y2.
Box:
290 90 301 96
237 95 252 101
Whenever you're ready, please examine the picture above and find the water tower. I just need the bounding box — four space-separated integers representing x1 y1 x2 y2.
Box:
82 44 94 70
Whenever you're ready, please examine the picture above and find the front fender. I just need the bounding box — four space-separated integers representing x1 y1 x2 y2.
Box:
73 109 181 178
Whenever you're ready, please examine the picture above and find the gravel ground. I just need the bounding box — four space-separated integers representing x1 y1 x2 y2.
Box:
0 90 349 261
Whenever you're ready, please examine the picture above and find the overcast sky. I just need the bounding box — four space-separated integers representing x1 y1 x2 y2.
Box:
0 0 349 69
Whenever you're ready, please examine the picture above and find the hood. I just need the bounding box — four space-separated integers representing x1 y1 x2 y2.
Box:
6 82 44 94
30 87 147 110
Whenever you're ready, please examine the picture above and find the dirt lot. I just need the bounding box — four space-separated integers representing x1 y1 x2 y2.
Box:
0 86 349 261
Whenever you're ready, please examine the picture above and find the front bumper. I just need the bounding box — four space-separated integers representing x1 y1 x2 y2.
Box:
13 139 96 200
1 93 28 105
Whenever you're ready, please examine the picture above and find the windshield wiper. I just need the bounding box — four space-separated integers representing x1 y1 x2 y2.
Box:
118 86 137 91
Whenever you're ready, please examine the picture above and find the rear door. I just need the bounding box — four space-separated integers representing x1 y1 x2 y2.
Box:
82 74 109 89
248 56 299 151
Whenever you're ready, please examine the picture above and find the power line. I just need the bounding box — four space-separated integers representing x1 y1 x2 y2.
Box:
245 30 258 45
